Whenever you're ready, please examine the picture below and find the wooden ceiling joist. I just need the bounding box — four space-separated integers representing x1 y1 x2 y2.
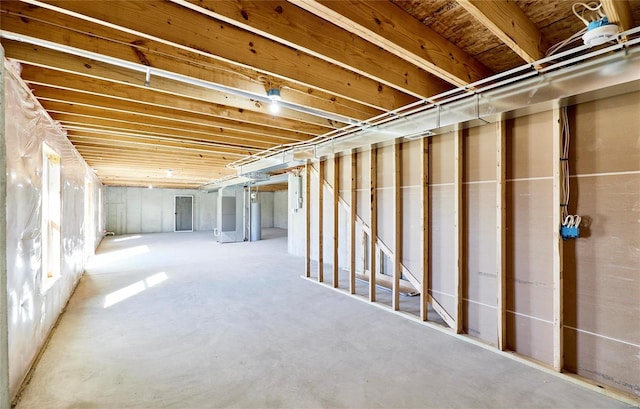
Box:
32 87 310 143
177 0 451 99
456 0 550 64
44 106 285 149
21 0 418 111
50 115 275 152
600 0 634 32
5 41 340 129
290 0 493 87
20 65 333 136
0 3 382 121
58 121 263 154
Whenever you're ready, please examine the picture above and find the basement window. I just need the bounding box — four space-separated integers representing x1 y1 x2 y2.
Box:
41 143 61 292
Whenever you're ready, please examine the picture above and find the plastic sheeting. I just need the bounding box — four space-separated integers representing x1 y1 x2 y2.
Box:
4 59 103 399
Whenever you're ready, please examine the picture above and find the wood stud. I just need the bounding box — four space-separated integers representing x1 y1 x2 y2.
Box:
454 128 464 334
393 142 402 311
318 160 324 283
421 137 430 321
350 151 357 294
305 162 311 278
552 106 564 371
369 146 378 302
333 156 340 288
496 119 507 349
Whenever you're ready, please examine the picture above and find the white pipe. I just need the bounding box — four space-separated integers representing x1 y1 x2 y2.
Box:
0 31 359 125
0 48 11 409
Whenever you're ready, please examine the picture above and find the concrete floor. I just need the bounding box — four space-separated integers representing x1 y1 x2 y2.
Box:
14 229 633 408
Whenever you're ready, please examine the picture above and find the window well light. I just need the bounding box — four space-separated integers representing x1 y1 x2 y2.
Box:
267 88 281 114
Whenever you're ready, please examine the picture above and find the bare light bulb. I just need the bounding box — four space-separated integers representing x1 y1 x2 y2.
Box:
269 100 280 114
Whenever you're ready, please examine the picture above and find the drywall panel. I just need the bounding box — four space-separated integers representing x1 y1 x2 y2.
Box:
571 91 640 175
401 140 423 282
356 150 370 225
505 111 554 365
376 145 394 251
308 162 320 261
463 125 498 345
506 179 554 362
430 184 456 317
464 183 498 345
507 312 553 364
323 177 334 264
564 328 639 396
430 132 455 184
274 190 288 229
562 91 640 396
4 63 103 399
507 111 553 179
430 134 456 320
338 153 351 205
401 186 422 280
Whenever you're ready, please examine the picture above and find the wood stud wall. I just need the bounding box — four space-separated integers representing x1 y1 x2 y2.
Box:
301 98 638 401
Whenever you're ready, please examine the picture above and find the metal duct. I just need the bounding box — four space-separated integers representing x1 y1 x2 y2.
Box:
233 27 640 177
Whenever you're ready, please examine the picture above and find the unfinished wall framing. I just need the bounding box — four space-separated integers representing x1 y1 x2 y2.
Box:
296 90 640 400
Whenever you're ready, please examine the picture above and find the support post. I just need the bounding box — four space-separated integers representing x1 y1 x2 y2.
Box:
1 48 11 409
369 146 377 302
420 137 430 321
349 151 357 294
454 128 464 334
552 105 564 371
496 119 507 350
393 141 402 311
333 156 339 288
318 160 324 282
305 162 311 278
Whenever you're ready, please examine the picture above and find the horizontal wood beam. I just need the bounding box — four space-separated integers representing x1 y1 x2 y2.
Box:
456 0 549 64
30 85 311 143
23 0 417 111
19 64 334 135
54 118 258 157
0 3 381 120
44 105 279 149
290 0 493 87
31 85 309 143
179 0 450 99
600 0 634 32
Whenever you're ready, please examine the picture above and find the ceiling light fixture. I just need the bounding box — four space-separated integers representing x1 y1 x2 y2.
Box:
167 169 173 177
267 88 281 114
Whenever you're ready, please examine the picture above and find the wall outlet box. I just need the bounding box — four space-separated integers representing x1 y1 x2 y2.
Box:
561 226 580 240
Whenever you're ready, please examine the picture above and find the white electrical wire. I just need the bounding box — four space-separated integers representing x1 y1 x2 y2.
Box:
572 1 606 27
546 27 587 57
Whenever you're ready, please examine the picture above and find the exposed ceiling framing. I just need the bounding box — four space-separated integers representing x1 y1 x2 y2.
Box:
2 0 639 188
